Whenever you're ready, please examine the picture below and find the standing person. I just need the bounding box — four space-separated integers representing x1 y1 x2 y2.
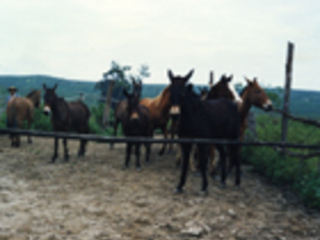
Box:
6 86 19 105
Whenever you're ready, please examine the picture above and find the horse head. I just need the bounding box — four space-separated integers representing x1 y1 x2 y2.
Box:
168 69 194 120
207 74 242 102
131 77 143 97
43 84 58 116
124 89 141 123
242 77 273 111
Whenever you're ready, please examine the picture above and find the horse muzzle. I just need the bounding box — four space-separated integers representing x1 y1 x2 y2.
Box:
170 105 181 121
263 100 273 111
43 106 51 116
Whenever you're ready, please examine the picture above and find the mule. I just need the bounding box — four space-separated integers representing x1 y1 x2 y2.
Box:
113 79 142 137
121 89 152 170
168 69 240 193
43 84 90 163
6 89 41 147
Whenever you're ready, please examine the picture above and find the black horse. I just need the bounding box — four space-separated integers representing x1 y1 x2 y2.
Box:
121 88 152 170
168 69 241 193
43 84 90 163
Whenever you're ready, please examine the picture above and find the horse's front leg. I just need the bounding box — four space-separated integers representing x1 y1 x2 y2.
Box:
175 143 191 193
63 138 69 161
158 124 168 156
135 143 141 171
197 144 209 193
51 137 59 163
124 143 132 169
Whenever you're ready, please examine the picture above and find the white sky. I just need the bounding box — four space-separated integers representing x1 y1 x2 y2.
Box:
0 0 319 90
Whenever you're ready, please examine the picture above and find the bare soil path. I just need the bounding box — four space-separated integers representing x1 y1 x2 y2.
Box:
0 136 319 240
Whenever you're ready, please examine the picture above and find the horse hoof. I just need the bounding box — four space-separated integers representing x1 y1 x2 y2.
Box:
122 164 129 170
220 183 226 189
174 187 183 194
158 150 165 156
200 189 208 196
136 167 141 172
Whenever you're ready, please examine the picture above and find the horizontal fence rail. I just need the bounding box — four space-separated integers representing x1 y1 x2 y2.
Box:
1 128 320 150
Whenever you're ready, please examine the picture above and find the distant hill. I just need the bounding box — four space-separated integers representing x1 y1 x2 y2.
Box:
0 75 319 119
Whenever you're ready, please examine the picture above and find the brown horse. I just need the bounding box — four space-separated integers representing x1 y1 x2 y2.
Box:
140 86 172 155
6 89 41 147
43 84 90 163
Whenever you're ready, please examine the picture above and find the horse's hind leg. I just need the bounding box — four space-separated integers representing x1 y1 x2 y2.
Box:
78 140 86 157
228 145 241 186
197 144 208 193
63 138 69 161
27 120 32 144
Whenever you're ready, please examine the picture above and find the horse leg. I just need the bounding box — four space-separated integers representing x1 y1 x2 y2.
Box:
228 145 241 186
158 124 168 156
197 144 208 193
135 143 141 171
168 120 176 153
51 137 59 163
145 142 151 163
110 118 119 150
63 138 69 161
27 120 32 144
124 143 132 169
176 143 191 193
216 144 227 188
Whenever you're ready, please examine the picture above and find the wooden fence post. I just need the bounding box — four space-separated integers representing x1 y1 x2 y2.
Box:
103 79 115 128
281 42 294 144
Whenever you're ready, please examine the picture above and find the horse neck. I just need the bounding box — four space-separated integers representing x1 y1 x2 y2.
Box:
155 87 171 114
239 91 252 122
27 92 39 106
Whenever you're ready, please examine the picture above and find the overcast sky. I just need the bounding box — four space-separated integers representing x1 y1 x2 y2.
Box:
0 0 319 90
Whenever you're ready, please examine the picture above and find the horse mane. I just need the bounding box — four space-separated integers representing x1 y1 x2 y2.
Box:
240 86 248 97
26 90 38 98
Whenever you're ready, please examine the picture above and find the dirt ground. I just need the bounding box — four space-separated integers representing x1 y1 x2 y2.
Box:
0 136 320 240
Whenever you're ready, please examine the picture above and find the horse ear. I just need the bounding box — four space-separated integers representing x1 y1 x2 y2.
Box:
184 69 194 82
43 84 47 90
123 89 129 98
228 75 233 82
168 69 174 82
253 77 258 83
244 76 253 86
53 84 58 90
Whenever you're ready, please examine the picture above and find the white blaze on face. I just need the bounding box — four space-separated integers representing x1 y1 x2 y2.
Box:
228 83 242 103
170 105 181 115
130 112 139 120
43 105 51 114
263 99 273 109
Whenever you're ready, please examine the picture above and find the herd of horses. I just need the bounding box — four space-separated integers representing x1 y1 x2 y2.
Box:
5 69 273 193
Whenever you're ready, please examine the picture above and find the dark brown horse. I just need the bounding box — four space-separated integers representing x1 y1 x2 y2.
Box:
43 84 90 163
168 69 241 193
208 75 273 174
121 89 152 170
113 80 142 138
140 85 172 155
6 89 41 147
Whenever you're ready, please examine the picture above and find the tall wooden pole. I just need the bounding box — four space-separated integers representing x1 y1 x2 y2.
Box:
209 71 214 88
281 42 294 143
103 79 115 128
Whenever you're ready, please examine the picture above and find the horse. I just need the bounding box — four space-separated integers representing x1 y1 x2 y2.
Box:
140 85 172 155
121 89 152 170
6 89 41 147
113 79 142 137
168 69 241 193
207 75 273 174
43 84 90 163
